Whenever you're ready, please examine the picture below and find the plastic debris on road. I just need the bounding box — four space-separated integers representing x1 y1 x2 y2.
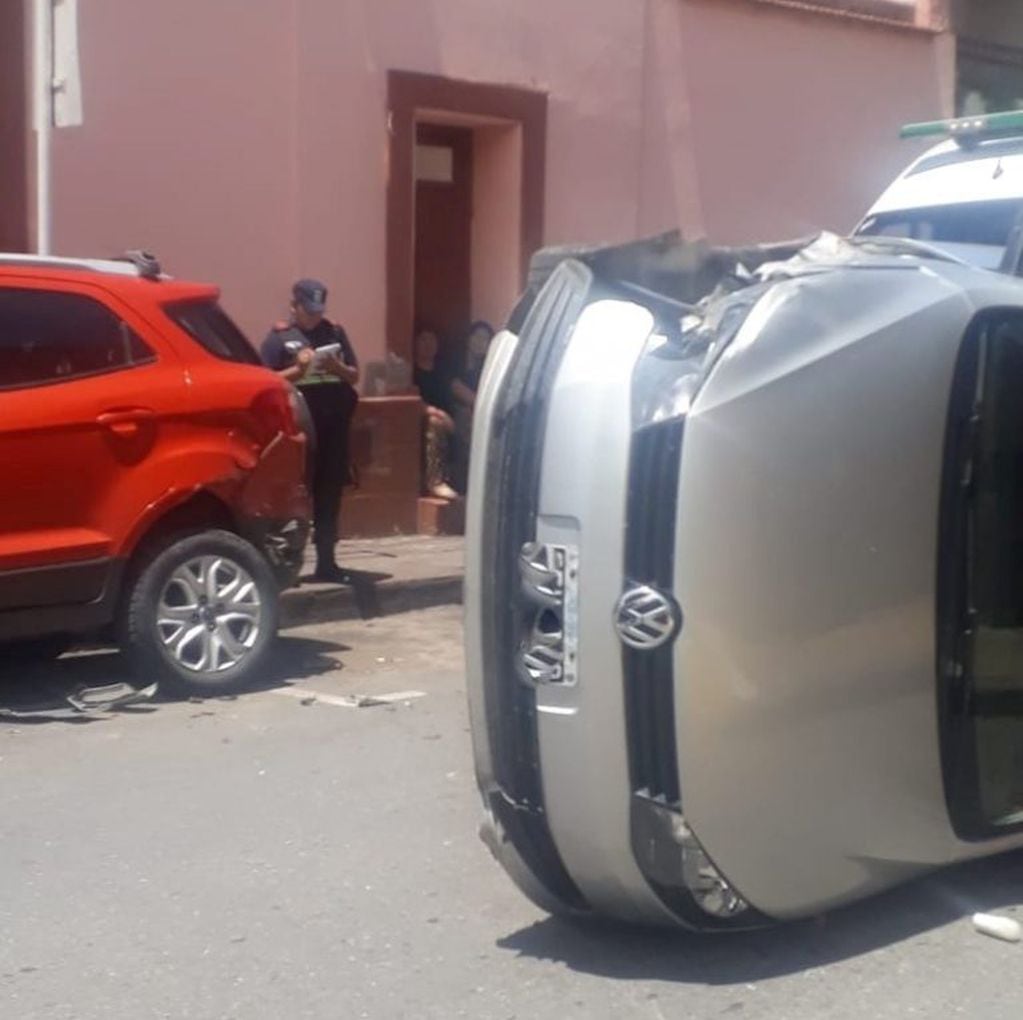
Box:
66 682 157 713
972 913 1022 943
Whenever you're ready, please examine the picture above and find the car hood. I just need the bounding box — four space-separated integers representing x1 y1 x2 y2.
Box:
664 236 1023 918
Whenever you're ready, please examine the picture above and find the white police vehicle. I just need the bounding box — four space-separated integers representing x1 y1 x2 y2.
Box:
857 110 1023 273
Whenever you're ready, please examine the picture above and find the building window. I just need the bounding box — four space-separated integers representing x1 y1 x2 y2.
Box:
958 40 1023 115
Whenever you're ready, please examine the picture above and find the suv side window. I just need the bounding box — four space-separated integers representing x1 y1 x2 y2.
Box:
0 288 156 391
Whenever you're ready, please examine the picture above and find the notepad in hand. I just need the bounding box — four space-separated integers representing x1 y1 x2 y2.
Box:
311 342 342 371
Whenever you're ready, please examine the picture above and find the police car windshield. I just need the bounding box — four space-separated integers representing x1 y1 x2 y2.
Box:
857 198 1023 272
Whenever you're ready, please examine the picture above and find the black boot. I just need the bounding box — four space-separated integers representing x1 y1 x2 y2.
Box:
313 538 350 584
313 563 351 584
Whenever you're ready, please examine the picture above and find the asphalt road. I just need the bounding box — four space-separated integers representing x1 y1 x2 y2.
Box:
3 605 1023 1019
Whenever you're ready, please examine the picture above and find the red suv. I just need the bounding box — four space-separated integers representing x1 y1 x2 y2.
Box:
0 252 310 695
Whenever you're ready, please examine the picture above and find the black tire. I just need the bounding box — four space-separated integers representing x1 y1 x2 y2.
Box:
119 530 279 697
0 634 72 667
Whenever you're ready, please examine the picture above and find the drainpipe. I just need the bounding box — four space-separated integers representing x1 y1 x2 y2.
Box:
32 0 53 255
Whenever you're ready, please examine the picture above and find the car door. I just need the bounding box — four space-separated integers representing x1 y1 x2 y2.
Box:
0 280 189 610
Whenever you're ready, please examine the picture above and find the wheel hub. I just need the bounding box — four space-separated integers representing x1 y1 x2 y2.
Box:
156 555 263 674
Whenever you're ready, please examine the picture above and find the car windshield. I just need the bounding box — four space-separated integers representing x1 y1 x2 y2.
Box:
164 299 261 365
857 198 1023 272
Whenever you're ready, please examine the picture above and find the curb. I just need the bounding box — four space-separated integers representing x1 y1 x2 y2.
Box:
280 574 464 629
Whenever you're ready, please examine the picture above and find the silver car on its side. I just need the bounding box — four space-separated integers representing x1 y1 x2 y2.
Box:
464 231 1023 929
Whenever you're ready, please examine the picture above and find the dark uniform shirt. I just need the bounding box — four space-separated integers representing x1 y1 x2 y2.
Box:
260 319 359 394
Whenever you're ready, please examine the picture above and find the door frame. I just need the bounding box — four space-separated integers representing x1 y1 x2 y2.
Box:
386 71 547 364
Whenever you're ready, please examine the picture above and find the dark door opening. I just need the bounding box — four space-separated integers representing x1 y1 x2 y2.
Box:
413 123 473 357
386 72 547 366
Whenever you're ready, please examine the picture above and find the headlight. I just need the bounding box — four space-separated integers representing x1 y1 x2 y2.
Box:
633 797 753 926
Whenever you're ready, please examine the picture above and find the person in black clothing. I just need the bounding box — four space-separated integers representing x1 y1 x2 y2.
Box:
261 279 359 583
412 326 457 501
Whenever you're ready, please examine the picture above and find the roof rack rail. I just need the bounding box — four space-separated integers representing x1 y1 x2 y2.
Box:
0 251 164 278
113 250 162 280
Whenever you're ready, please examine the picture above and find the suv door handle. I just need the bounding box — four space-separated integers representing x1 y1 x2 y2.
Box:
97 408 156 438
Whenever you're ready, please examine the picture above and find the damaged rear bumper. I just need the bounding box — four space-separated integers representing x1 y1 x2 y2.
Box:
238 431 311 587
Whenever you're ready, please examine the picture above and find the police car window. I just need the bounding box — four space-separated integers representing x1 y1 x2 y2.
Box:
858 199 1023 270
165 300 260 365
0 288 156 391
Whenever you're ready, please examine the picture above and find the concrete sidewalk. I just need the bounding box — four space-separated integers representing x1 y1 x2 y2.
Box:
280 535 463 628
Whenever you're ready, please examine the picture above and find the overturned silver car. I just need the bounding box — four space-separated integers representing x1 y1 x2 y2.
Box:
464 230 1023 929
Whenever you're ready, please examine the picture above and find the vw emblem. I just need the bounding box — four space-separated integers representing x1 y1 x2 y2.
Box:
614 585 681 651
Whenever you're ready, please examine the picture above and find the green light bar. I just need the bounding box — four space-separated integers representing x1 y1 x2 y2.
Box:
901 110 1023 144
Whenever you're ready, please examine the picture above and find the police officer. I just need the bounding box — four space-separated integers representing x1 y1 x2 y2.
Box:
262 279 359 583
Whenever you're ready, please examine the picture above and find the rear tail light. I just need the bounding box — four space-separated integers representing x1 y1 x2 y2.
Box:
251 386 300 443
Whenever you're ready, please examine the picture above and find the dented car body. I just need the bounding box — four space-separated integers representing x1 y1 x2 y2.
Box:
464 231 1023 927
0 253 310 695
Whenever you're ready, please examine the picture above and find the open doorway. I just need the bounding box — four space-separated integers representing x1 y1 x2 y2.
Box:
412 117 527 366
413 123 474 352
383 73 545 531
387 72 547 366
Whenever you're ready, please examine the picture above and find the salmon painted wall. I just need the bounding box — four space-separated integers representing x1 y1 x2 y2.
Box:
51 2 298 343
50 0 950 367
674 0 955 242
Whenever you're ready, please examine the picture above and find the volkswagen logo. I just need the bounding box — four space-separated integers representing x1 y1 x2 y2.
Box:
614 585 681 651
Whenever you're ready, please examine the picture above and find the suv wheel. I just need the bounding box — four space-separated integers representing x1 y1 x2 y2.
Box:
120 530 279 697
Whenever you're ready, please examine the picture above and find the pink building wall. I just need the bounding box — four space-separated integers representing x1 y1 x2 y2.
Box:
675 0 954 242
50 0 952 367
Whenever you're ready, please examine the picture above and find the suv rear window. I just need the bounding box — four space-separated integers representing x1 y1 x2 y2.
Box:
165 300 261 365
0 288 155 391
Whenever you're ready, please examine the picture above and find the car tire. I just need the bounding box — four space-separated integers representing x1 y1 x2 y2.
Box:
1 634 72 666
120 530 279 698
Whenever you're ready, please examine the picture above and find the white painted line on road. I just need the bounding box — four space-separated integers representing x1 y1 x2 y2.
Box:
270 686 427 709
366 690 428 704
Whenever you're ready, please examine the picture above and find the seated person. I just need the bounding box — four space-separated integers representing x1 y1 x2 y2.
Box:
413 326 458 501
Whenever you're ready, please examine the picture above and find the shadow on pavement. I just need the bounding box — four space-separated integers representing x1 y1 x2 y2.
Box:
0 634 350 725
282 573 463 629
298 568 394 620
497 849 1023 982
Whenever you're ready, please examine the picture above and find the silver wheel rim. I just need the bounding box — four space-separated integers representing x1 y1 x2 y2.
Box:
156 555 263 674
